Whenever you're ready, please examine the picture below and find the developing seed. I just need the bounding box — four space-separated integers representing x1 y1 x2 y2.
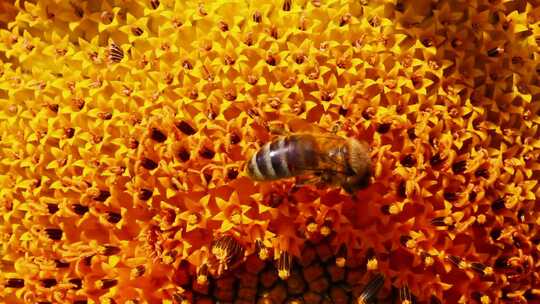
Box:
106 212 122 224
55 259 70 268
64 127 75 138
141 158 158 170
150 128 167 142
452 160 467 174
138 189 153 200
406 128 417 140
443 191 459 202
6 278 24 288
73 204 89 215
491 197 506 211
362 107 375 120
227 168 239 180
99 279 118 289
41 279 57 288
176 121 197 135
47 203 59 214
475 168 490 178
199 147 215 159
401 154 416 167
69 278 82 289
376 123 391 133
45 228 63 240
178 148 190 162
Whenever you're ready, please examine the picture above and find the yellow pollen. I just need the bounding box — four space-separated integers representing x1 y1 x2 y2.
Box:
367 258 378 270
306 222 318 233
231 213 241 224
212 247 228 261
162 255 174 265
278 269 290 280
187 214 199 225
389 204 400 215
405 239 417 248
320 226 331 236
477 215 486 224
258 248 269 260
197 274 208 285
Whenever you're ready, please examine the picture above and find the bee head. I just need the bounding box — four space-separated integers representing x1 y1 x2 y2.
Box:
342 166 372 195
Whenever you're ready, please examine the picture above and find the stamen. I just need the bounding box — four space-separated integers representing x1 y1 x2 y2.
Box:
109 42 124 63
471 262 493 276
256 239 269 260
335 244 347 268
277 251 292 280
367 257 378 271
197 264 208 285
210 235 245 276
400 285 413 304
447 255 468 269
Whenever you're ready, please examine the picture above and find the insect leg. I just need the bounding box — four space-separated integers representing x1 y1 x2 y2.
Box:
287 175 322 197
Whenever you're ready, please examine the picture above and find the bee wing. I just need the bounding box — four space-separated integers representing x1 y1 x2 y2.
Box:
293 133 350 175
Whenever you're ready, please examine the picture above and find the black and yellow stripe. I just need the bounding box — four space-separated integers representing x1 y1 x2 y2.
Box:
247 135 318 181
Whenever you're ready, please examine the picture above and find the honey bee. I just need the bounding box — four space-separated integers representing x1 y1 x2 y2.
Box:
246 133 372 195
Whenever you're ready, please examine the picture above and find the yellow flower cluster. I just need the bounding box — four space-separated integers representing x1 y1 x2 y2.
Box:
1 0 539 303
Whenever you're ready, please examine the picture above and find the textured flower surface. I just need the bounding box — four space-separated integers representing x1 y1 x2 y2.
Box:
0 0 539 303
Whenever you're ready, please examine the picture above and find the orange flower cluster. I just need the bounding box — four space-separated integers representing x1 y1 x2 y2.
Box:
0 0 539 303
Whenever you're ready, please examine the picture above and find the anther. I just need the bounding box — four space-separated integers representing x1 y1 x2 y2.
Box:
277 251 292 280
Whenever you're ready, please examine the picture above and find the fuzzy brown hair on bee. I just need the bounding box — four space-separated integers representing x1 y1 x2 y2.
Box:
246 133 372 196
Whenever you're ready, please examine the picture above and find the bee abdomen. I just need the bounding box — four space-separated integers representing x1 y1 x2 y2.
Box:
247 135 317 181
248 138 290 181
269 138 291 178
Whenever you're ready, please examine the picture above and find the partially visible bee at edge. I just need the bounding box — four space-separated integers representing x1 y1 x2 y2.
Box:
245 133 372 196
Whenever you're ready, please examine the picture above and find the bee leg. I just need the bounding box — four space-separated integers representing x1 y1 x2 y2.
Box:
288 176 320 197
287 179 304 197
